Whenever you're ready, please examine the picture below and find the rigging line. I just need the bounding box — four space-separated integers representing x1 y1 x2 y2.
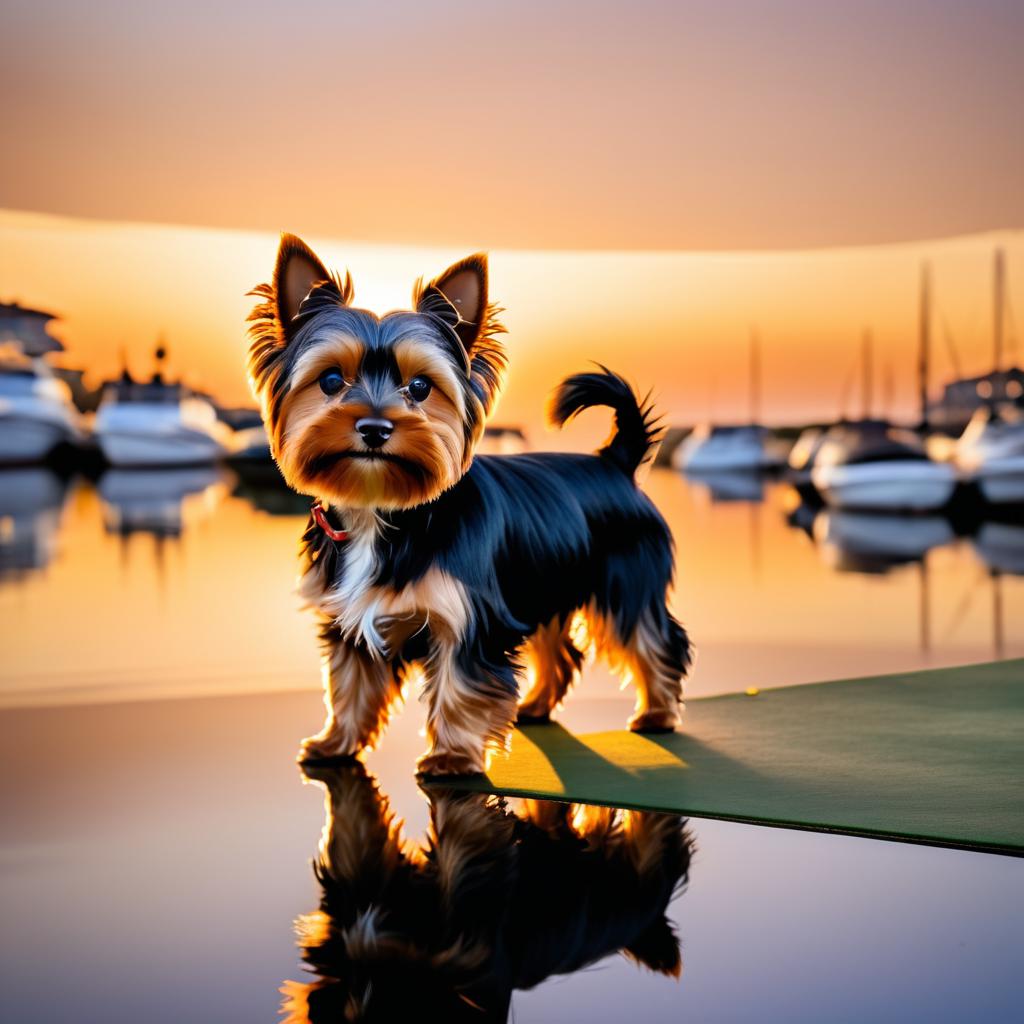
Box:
939 311 964 380
837 350 858 421
940 563 989 641
1004 287 1019 363
932 291 964 379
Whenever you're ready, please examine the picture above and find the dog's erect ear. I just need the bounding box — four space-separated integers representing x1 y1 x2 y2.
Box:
420 253 489 352
274 234 333 337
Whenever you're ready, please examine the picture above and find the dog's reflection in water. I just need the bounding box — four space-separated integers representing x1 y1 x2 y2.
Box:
282 761 694 1022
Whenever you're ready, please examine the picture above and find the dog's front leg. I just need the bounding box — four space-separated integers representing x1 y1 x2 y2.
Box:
299 624 403 762
418 640 517 777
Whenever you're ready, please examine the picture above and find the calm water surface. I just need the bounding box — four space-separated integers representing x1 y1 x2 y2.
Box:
1 464 1021 707
0 463 1021 1021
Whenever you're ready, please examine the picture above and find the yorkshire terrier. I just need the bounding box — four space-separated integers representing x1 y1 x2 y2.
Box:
282 761 693 1022
248 234 691 775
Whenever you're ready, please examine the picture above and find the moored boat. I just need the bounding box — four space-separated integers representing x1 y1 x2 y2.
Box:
949 406 1024 504
0 350 80 464
673 423 783 472
811 423 956 511
94 358 230 468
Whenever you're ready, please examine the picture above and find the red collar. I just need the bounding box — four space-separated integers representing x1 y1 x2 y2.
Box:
311 501 349 542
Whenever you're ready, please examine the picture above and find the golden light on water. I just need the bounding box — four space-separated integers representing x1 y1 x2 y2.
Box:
2 466 1019 712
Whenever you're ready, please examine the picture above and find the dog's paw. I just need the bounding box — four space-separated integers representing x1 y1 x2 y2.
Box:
416 750 484 778
629 709 681 734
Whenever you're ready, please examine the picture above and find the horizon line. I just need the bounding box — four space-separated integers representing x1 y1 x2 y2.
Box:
3 206 1022 262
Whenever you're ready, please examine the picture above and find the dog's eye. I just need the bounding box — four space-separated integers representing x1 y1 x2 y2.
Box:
407 376 432 402
318 368 346 396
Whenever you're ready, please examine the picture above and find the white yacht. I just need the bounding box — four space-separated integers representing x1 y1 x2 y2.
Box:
94 370 229 468
673 424 784 472
0 350 80 463
950 406 1024 504
811 422 956 512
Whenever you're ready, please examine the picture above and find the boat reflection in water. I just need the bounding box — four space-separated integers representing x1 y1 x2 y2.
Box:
282 762 693 1023
0 467 69 580
99 466 226 538
973 521 1024 576
681 467 766 503
813 510 955 574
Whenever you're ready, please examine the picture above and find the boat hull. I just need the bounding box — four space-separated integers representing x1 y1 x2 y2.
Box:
974 457 1024 504
96 429 224 467
0 415 70 464
812 460 956 511
674 438 781 472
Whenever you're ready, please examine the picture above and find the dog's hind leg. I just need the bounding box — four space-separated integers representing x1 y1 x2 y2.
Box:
299 621 405 762
623 604 691 733
584 602 690 734
516 615 584 723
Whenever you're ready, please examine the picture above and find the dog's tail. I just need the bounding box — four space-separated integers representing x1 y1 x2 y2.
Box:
548 366 662 478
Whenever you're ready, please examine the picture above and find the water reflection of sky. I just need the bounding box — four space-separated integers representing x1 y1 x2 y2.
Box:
1 465 1019 709
0 465 1021 1021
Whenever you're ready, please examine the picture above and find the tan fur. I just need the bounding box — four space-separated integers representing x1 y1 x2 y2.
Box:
419 638 518 775
299 638 406 760
392 338 467 420
288 332 366 397
624 607 686 731
274 335 471 510
311 761 408 884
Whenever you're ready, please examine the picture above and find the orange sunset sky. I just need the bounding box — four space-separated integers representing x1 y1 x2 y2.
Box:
2 1 1022 434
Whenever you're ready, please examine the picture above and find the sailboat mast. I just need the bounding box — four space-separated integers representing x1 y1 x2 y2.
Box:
861 329 873 420
918 261 931 431
749 329 761 425
993 247 1005 372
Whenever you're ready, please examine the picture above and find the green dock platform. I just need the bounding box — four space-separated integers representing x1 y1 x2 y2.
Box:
438 659 1024 855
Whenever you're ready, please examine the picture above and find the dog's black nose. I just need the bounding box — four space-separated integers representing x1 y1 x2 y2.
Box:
356 417 394 449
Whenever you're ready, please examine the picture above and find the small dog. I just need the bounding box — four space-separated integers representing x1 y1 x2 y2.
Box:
248 234 691 775
281 761 693 1022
